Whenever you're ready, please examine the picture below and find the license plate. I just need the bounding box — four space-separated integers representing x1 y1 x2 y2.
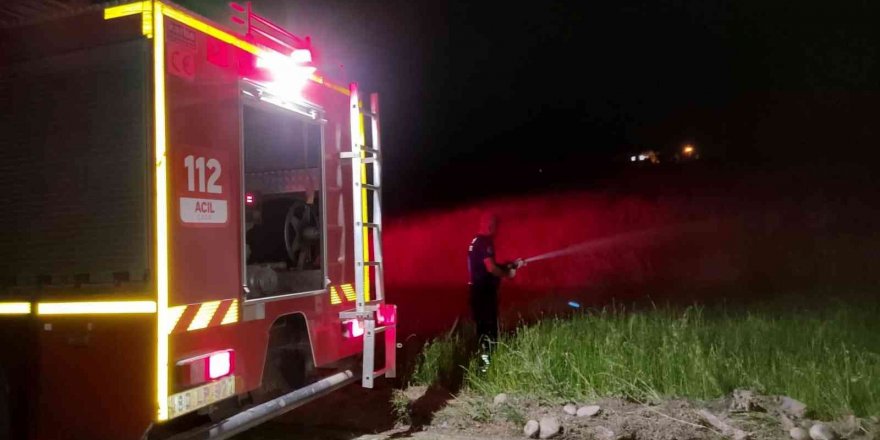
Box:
168 375 236 419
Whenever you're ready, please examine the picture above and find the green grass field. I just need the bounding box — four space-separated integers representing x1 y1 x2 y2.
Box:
412 299 880 419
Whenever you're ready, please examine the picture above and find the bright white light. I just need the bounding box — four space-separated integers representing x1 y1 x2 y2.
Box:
344 319 364 338
638 154 648 161
290 48 312 63
256 50 316 101
208 351 232 379
630 156 636 162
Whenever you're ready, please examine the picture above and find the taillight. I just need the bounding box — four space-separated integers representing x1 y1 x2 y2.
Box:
342 319 364 338
178 350 235 386
207 350 234 380
245 192 256 206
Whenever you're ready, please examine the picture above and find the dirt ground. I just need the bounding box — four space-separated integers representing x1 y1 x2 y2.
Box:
231 380 878 440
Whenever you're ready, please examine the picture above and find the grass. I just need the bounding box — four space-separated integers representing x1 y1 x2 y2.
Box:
418 299 880 420
410 322 475 388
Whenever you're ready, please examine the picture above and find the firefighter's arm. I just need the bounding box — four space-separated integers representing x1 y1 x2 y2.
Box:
484 257 516 278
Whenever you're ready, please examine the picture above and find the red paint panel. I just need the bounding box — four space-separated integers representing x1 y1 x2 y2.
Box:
165 17 242 307
35 317 154 440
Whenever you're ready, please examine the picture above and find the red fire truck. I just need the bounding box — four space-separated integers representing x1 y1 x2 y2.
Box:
0 2 395 439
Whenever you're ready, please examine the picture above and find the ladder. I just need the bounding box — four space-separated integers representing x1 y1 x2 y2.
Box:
339 83 396 388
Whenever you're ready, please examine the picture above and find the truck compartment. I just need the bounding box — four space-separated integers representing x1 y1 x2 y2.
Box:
242 99 324 298
0 39 151 295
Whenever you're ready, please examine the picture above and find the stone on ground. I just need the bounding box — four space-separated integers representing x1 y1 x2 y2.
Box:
562 404 577 416
493 393 508 405
577 405 601 417
697 409 749 440
594 426 615 440
523 420 540 438
780 414 797 431
780 396 808 419
808 423 836 440
731 389 760 412
538 416 561 439
789 427 809 440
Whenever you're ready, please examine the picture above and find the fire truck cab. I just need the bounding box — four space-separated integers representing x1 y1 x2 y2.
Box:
0 2 395 439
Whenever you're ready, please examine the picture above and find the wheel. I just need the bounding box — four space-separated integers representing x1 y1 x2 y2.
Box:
283 199 320 270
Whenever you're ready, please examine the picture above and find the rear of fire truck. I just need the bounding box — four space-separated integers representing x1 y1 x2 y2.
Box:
0 2 395 439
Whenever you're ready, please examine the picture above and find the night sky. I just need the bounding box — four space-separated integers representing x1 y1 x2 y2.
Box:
182 0 880 214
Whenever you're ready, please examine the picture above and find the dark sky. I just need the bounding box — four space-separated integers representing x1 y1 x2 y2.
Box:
183 0 880 214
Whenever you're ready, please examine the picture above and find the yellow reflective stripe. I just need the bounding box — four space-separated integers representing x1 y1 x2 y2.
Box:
0 302 31 315
103 1 146 20
220 299 239 325
166 305 186 334
187 301 221 331
330 286 342 305
153 2 171 422
142 3 154 38
358 105 371 302
341 284 356 302
103 0 152 37
162 4 260 55
37 301 156 315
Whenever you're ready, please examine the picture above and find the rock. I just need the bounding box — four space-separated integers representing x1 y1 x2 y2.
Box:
731 389 760 412
494 393 508 405
524 420 540 438
780 414 797 431
838 414 860 437
563 404 577 416
790 427 809 440
577 405 601 417
538 416 561 439
594 426 615 440
808 423 836 440
780 396 808 419
697 409 750 440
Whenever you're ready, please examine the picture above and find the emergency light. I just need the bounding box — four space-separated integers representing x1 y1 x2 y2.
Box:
255 49 316 101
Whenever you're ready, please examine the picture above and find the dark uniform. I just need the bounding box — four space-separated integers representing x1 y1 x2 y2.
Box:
468 234 500 349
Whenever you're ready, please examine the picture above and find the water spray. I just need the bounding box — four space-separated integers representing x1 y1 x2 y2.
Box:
523 228 669 263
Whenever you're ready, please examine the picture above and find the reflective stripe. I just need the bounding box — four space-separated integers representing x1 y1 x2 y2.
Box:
187 301 221 331
341 284 356 302
153 2 171 421
221 299 239 325
103 1 153 37
330 286 343 305
103 1 148 20
168 299 239 334
37 301 156 315
0 302 31 315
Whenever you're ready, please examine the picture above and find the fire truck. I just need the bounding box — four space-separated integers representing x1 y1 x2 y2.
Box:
0 2 395 439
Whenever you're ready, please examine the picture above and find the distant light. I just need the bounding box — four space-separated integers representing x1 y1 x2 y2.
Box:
630 156 636 162
683 145 695 154
245 193 255 206
638 154 648 161
568 301 581 308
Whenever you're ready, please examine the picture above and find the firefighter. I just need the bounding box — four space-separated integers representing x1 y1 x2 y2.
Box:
467 212 524 371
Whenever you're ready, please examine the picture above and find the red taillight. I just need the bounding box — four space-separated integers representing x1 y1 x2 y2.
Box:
377 304 396 325
207 350 234 380
179 350 235 385
245 193 255 206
